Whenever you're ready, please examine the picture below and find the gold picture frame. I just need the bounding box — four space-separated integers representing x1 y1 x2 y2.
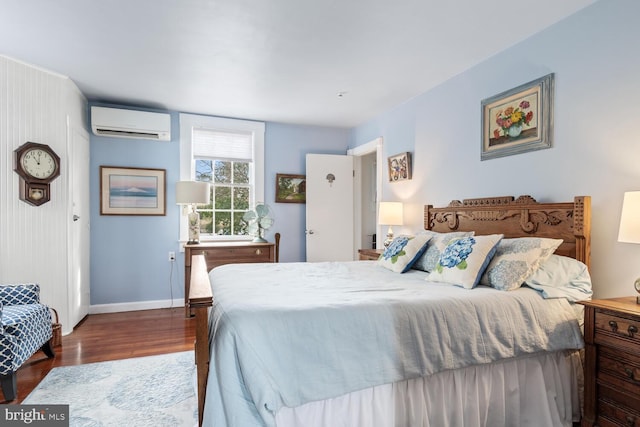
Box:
275 173 306 203
100 166 166 215
481 73 554 160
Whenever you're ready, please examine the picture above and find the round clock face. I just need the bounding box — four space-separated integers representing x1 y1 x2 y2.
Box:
21 148 57 180
635 277 640 295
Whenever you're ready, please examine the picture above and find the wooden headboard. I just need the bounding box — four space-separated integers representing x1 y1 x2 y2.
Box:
424 195 591 269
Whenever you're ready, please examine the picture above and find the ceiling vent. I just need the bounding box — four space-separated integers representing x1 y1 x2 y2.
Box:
90 106 171 141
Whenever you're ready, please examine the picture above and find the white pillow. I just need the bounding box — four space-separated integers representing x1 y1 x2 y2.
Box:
412 231 475 272
524 255 593 301
427 234 503 289
377 234 432 273
480 237 563 291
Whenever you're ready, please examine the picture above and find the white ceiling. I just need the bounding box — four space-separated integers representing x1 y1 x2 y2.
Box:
0 0 595 128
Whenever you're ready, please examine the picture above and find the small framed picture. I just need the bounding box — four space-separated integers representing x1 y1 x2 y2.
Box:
387 152 412 182
100 166 166 215
275 173 306 203
481 73 554 160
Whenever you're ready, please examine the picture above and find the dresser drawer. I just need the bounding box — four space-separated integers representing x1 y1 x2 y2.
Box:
595 310 640 352
201 246 273 267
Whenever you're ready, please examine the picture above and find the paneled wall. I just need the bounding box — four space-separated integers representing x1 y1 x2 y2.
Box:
0 55 88 333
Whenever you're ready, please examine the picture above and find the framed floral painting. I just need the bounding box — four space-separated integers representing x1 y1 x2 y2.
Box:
481 73 554 160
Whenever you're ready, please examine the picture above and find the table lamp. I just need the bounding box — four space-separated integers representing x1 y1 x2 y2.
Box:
379 201 403 248
617 191 640 303
176 181 211 244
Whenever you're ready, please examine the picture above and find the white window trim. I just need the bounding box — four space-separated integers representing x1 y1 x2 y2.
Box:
179 113 265 242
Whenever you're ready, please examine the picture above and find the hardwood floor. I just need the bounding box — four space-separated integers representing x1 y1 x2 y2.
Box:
5 307 195 404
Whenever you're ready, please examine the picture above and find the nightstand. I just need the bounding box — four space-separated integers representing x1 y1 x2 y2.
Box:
358 248 383 261
578 297 640 426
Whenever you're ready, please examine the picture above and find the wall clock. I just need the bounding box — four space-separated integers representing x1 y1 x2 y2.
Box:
13 141 61 206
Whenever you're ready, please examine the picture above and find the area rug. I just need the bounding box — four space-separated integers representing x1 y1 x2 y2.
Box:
23 351 197 427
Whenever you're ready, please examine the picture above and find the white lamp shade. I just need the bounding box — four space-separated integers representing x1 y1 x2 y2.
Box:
379 201 403 225
176 181 210 205
618 191 640 244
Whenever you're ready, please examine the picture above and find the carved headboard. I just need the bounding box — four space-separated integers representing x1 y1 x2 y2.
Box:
424 195 591 269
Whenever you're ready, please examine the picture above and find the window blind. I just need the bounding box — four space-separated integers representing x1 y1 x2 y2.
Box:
192 128 253 161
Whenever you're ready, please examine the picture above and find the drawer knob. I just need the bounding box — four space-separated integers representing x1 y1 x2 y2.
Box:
629 324 638 337
626 415 635 426
255 249 262 255
625 367 637 381
608 320 618 332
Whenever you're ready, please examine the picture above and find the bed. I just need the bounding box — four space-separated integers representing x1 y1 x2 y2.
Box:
189 195 592 427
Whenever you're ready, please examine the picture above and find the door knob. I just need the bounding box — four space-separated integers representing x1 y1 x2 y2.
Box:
306 230 315 235
73 215 80 222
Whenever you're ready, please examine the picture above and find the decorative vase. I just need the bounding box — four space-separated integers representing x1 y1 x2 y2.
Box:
508 123 523 138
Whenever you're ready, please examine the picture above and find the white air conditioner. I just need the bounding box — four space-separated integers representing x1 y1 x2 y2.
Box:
91 106 171 141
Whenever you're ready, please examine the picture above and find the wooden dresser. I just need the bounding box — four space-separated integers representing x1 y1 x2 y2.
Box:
358 248 383 261
183 241 275 317
579 297 640 426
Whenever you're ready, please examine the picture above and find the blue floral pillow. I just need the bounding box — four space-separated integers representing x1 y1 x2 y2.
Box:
479 237 563 291
426 234 503 289
377 234 432 273
412 231 475 272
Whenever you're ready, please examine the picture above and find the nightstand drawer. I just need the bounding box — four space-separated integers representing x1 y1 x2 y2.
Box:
598 346 640 396
595 311 640 350
598 385 640 427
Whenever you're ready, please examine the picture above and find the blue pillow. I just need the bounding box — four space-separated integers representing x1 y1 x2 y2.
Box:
426 234 503 289
479 237 563 291
412 231 475 272
377 234 432 273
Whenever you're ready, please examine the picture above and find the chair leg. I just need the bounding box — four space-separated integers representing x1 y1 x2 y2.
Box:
41 340 55 358
0 373 17 401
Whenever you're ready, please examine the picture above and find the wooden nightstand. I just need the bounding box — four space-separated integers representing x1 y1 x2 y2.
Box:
578 297 640 426
358 248 383 261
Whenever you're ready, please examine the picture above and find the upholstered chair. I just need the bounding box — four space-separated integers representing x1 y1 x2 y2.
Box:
0 283 55 401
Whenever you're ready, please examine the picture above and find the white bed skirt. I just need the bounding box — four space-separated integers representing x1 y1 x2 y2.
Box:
275 350 583 427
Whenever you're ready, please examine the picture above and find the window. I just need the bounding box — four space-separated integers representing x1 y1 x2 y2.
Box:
180 114 264 241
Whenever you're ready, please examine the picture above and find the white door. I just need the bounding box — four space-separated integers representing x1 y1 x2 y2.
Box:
67 122 90 327
305 154 354 262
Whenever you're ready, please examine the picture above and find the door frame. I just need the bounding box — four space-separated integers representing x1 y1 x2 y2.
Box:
348 137 383 258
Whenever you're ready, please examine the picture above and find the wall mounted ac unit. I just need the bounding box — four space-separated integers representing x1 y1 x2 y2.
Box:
90 106 171 141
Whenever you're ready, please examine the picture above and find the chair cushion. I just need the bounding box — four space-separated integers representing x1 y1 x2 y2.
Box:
0 304 52 375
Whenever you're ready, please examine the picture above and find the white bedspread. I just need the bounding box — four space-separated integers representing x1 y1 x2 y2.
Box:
202 261 584 427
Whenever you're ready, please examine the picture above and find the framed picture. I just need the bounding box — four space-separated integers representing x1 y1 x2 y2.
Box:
275 173 306 203
100 166 166 215
387 152 412 182
481 73 554 160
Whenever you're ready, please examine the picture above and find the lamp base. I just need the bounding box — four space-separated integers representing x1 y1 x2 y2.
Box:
383 226 394 248
187 209 201 245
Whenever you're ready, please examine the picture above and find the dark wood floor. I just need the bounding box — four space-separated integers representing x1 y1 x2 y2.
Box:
6 307 195 404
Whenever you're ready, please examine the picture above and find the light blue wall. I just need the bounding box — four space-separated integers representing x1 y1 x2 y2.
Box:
90 108 349 306
264 122 350 262
349 0 640 299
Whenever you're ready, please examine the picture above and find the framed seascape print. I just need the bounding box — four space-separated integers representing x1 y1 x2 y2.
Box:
481 73 554 160
275 173 306 203
387 152 412 182
100 166 166 215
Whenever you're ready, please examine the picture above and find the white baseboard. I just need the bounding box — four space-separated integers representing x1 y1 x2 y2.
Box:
89 298 185 314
